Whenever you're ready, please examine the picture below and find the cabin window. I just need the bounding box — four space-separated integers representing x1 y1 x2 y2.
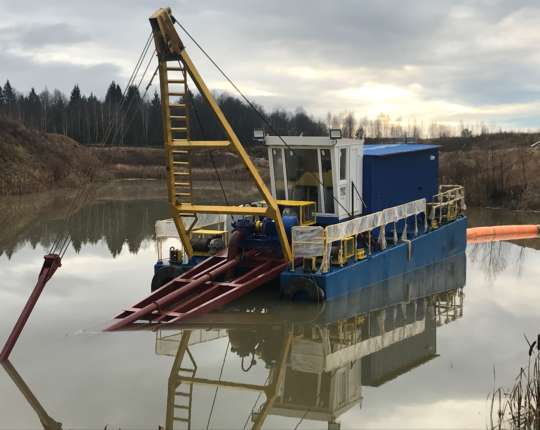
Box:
285 149 319 207
320 149 334 214
339 148 347 180
272 149 286 199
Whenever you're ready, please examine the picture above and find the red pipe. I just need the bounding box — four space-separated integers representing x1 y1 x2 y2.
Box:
467 225 539 244
104 256 240 331
0 254 61 362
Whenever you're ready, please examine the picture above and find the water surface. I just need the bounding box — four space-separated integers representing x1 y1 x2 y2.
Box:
0 181 539 429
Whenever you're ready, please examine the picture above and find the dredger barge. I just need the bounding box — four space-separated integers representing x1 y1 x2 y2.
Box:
103 8 467 331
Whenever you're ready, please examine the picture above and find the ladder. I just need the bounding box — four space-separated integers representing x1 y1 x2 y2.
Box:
165 63 192 207
167 332 197 430
160 61 198 237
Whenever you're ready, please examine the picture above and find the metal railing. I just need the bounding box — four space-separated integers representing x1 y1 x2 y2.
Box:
427 185 466 227
292 185 466 273
292 198 428 273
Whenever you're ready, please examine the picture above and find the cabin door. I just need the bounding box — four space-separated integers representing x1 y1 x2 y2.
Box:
350 146 362 216
337 147 350 219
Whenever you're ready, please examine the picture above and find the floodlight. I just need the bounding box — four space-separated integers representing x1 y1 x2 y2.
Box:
329 128 342 139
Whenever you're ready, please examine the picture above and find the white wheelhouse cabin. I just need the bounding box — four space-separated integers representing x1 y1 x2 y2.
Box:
265 135 364 221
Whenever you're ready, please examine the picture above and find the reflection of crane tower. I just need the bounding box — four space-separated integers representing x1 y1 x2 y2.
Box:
1 361 62 430
157 327 293 430
166 331 197 429
155 287 464 430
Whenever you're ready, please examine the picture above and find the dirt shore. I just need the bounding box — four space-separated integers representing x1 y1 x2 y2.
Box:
1 117 538 210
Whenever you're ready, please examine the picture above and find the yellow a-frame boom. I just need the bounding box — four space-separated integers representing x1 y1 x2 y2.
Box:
149 8 292 263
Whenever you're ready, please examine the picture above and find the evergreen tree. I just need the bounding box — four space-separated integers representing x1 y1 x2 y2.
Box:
104 81 123 144
39 89 51 130
49 89 68 134
26 88 42 129
148 91 163 146
68 84 83 142
3 81 16 117
122 85 143 145
0 86 4 114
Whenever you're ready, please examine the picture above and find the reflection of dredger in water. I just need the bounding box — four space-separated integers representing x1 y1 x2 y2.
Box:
155 254 466 429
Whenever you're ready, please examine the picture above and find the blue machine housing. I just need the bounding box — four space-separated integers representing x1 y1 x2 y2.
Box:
233 215 298 252
362 144 439 214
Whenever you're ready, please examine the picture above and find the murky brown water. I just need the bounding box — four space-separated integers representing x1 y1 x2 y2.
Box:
0 180 539 429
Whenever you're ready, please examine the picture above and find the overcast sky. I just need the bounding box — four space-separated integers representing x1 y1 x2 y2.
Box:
0 0 539 130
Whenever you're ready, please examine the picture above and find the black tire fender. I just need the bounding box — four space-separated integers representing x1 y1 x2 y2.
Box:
151 265 186 292
281 277 325 302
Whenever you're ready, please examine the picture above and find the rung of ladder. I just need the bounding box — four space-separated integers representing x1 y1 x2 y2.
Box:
175 392 190 397
173 161 189 165
173 172 190 176
173 418 189 422
174 182 191 186
171 140 230 148
172 149 188 154
169 92 185 97
171 127 187 132
174 405 190 410
168 79 186 84
170 115 186 120
170 103 186 108
167 67 184 71
176 193 192 197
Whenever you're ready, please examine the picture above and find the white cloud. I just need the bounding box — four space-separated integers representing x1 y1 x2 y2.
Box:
1 1 540 128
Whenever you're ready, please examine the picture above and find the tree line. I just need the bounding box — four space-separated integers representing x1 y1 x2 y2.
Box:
0 80 327 147
0 79 508 145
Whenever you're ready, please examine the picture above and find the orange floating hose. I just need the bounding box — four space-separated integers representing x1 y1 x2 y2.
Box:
467 225 540 244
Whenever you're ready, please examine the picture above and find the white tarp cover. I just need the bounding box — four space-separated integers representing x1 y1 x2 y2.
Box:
155 214 227 239
291 226 325 257
325 198 426 243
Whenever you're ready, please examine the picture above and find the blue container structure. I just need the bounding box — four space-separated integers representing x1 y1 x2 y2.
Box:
362 144 439 214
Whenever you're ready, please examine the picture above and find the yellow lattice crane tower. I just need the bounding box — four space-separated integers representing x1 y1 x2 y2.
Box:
149 8 293 263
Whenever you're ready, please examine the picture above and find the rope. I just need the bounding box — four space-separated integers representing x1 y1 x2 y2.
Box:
102 31 153 145
48 184 95 257
241 352 257 372
114 61 159 146
171 18 352 218
205 339 230 430
109 47 157 146
50 32 156 259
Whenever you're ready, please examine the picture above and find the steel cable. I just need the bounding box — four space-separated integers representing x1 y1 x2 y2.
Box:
102 32 153 145
205 339 230 430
